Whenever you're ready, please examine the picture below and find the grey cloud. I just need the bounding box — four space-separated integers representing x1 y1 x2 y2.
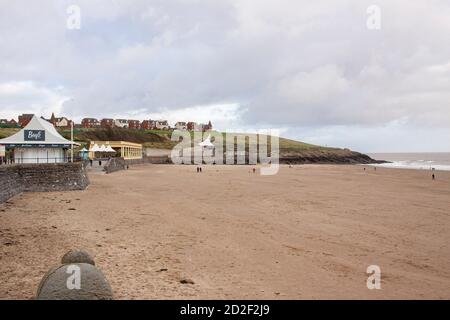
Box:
0 0 449 151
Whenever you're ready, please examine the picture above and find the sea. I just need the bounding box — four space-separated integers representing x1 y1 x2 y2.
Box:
368 153 450 171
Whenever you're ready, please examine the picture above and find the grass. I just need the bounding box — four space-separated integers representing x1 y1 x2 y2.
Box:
0 127 355 158
0 128 20 139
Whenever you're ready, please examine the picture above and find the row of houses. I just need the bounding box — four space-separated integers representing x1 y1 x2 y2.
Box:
0 119 18 126
1 113 75 128
3 113 213 132
80 118 213 131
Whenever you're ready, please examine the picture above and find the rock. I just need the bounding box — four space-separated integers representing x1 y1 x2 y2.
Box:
61 250 95 266
180 278 195 285
36 263 113 300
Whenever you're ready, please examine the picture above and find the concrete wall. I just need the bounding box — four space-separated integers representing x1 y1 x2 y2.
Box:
126 156 171 165
0 162 89 203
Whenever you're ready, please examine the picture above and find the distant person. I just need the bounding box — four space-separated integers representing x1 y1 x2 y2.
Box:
89 159 93 167
99 160 102 166
200 167 202 173
253 168 256 173
374 167 377 171
432 173 435 180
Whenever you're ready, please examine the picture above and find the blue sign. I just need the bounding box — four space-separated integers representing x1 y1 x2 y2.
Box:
24 130 45 141
5 144 70 148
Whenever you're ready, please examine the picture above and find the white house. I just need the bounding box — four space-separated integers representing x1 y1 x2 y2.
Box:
53 117 70 128
174 122 187 130
155 120 170 130
114 119 129 128
0 115 79 164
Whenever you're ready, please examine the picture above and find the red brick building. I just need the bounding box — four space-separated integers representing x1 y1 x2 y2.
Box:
81 118 100 128
101 118 114 128
140 120 153 130
187 122 197 131
18 114 34 127
203 120 213 131
128 120 140 129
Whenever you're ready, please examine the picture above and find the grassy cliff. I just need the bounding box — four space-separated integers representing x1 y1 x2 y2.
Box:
0 127 380 164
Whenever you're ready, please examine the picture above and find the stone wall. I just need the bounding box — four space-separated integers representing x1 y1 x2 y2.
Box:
104 158 126 174
0 166 23 203
0 162 89 203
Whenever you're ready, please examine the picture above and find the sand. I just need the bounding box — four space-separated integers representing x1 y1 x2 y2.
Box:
0 164 449 299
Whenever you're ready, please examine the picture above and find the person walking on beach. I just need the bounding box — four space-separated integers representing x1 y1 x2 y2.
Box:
432 173 435 180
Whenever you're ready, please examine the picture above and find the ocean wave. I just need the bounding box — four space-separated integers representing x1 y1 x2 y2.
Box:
369 161 450 171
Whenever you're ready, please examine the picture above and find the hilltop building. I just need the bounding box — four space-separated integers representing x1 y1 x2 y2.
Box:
81 118 100 128
18 114 34 127
187 122 197 131
101 118 114 128
155 120 170 130
128 120 140 129
175 122 187 130
49 113 72 129
114 119 128 128
140 120 152 130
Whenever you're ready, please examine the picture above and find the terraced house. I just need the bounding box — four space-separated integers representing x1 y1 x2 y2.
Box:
81 118 100 128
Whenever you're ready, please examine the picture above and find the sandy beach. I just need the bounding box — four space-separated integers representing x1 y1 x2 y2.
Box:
0 164 449 300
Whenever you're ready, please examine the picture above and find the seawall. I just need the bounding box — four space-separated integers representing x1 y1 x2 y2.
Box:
0 162 89 203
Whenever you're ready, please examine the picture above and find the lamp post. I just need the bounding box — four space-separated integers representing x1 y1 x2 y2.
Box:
71 121 74 162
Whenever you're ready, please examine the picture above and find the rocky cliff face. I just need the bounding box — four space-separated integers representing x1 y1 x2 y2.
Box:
279 149 385 165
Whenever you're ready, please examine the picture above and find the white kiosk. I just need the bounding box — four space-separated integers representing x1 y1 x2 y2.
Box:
0 115 79 164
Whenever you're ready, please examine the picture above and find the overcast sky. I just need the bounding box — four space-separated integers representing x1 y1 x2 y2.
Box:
0 0 449 152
